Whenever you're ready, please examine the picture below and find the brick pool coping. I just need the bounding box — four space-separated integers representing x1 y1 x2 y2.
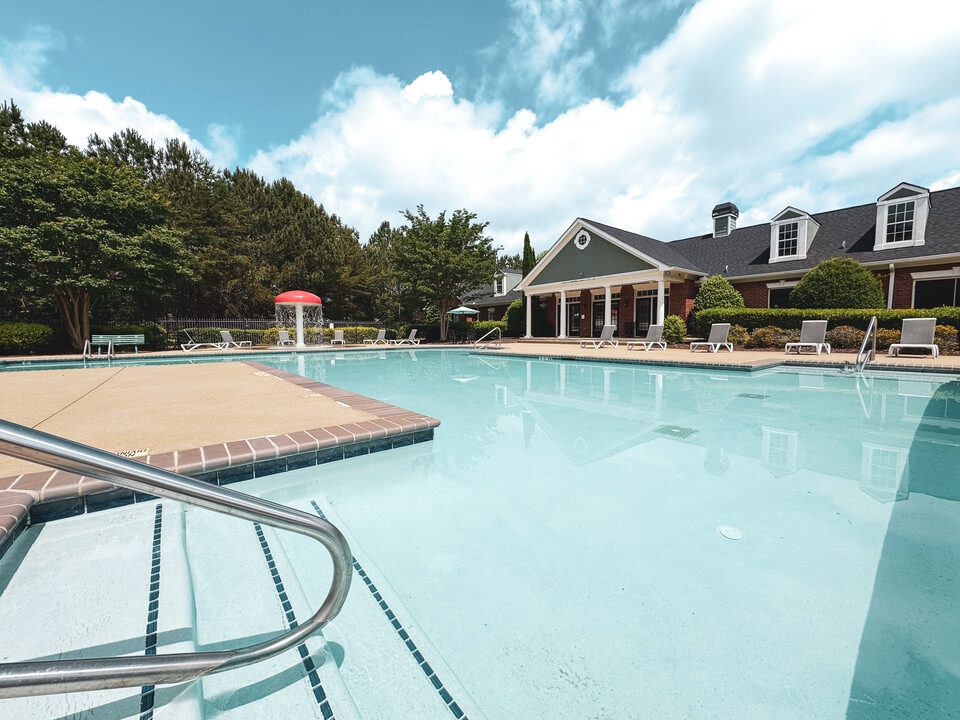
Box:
0 362 439 557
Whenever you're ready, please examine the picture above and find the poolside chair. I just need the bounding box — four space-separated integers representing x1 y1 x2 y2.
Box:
626 324 666 351
219 330 252 348
581 324 619 349
888 317 939 358
391 328 420 345
331 329 345 345
180 330 225 352
364 329 388 345
785 320 831 355
277 330 295 346
690 323 733 353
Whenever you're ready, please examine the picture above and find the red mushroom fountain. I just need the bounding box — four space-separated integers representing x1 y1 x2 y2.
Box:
274 290 323 348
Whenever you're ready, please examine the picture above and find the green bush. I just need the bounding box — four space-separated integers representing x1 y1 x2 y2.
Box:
0 321 54 355
825 325 863 350
728 324 749 347
690 307 960 338
692 275 745 315
504 298 524 337
790 257 884 309
96 323 167 351
662 315 686 343
745 326 796 349
936 325 959 355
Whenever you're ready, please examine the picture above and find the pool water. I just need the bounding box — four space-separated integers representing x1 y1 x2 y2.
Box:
237 350 960 719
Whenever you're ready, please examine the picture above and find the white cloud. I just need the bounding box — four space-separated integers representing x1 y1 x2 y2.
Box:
3 0 960 260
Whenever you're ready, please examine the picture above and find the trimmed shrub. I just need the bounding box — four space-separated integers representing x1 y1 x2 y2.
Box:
692 274 745 314
936 325 958 355
662 314 686 343
790 257 884 309
745 326 796 349
0 321 54 355
504 298 524 337
728 324 749 347
825 325 863 350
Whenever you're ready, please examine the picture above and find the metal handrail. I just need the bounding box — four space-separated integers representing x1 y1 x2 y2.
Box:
0 418 352 699
474 326 502 349
855 315 878 372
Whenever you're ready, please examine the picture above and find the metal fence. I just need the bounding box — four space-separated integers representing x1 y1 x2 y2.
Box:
148 318 382 347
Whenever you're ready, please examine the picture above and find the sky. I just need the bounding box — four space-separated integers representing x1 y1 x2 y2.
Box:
3 0 960 257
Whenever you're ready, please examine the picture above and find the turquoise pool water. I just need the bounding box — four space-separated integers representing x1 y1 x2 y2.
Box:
3 350 958 718
238 350 959 719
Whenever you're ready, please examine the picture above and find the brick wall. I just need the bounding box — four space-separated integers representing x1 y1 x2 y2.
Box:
669 280 698 319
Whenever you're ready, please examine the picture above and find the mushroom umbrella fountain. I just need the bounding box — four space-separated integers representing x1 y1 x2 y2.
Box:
275 290 323 348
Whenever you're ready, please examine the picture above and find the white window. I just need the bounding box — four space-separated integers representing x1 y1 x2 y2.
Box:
875 183 929 250
769 208 818 263
860 443 910 502
494 275 505 295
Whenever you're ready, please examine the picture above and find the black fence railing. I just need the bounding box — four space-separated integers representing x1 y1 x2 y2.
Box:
147 318 383 348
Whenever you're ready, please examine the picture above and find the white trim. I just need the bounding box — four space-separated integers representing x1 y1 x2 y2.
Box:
769 207 819 263
910 266 960 280
764 280 799 289
874 183 929 251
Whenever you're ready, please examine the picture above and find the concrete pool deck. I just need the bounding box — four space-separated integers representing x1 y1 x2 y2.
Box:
1 340 958 554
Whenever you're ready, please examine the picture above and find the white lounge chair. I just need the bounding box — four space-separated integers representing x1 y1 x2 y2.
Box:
581 324 618 349
627 324 666 351
690 323 733 353
180 330 225 352
331 329 345 345
277 330 295 346
391 329 420 345
364 329 388 345
785 320 831 355
888 318 939 358
219 330 252 348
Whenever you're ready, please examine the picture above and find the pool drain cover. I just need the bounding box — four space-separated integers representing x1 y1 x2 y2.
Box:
718 525 745 540
653 424 700 440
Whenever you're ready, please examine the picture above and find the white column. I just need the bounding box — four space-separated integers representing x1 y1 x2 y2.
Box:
604 285 612 327
525 292 533 338
887 263 895 309
657 279 666 324
295 304 306 347
558 290 567 338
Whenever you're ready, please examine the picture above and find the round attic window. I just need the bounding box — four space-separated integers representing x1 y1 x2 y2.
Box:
574 230 591 250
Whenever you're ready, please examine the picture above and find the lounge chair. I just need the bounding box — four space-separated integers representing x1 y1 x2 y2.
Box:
627 324 666 351
219 330 252 348
690 323 733 353
277 330 295 346
180 330 225 352
888 317 939 358
581 324 619 349
331 329 345 345
785 320 831 355
364 329 388 345
391 329 420 345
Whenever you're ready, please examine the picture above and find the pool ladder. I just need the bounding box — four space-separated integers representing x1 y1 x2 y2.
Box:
853 315 878 372
0 418 352 699
474 326 502 349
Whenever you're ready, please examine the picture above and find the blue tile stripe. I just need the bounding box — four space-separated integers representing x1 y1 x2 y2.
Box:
310 501 469 720
139 503 163 719
253 522 336 719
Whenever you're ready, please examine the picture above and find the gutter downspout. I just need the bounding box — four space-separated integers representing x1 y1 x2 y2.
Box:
887 263 895 309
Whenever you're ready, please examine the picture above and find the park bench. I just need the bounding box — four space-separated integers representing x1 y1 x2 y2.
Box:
84 333 145 357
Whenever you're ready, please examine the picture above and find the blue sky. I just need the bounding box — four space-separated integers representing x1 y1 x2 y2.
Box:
3 0 959 257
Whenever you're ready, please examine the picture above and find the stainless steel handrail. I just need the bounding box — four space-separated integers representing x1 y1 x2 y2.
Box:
0 418 352 699
474 326 502 349
855 315 878 372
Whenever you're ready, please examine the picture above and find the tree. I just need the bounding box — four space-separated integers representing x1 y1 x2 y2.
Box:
790 257 884 309
393 206 497 341
692 274 745 314
522 232 536 278
0 113 191 349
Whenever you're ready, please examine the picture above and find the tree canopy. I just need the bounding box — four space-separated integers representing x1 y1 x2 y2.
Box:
392 206 498 340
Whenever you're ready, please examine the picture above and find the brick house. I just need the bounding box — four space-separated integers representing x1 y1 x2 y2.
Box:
518 182 960 338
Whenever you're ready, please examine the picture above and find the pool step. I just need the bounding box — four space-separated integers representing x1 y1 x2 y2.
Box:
270 499 487 720
0 501 202 720
183 504 360 720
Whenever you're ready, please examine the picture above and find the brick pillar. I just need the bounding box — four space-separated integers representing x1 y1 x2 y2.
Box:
619 285 635 336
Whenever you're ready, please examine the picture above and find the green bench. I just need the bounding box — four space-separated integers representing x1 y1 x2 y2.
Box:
86 334 145 357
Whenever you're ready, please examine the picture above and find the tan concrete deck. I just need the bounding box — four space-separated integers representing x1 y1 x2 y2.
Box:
0 355 440 553
0 340 957 554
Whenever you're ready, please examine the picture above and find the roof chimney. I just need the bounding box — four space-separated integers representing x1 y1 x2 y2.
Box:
712 202 739 238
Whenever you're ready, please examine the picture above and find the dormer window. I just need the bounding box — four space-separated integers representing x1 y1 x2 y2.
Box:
494 274 505 296
875 183 929 250
769 207 818 263
777 222 799 258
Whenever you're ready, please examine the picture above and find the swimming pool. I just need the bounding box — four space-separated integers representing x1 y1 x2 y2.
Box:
3 350 959 718
244 350 959 719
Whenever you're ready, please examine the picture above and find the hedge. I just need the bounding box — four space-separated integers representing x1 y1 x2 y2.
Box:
689 306 960 337
0 321 54 355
